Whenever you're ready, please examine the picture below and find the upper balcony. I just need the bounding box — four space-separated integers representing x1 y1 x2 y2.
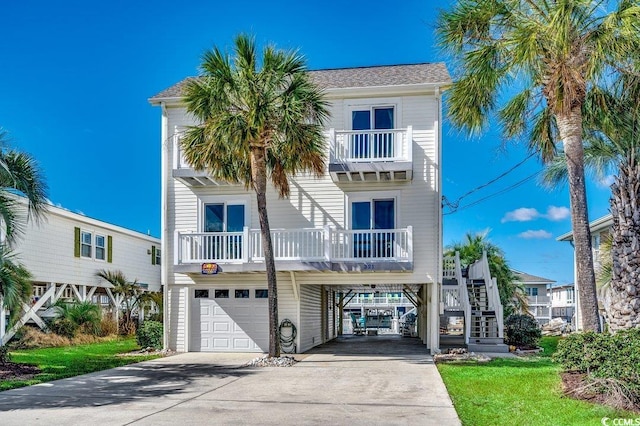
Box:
171 131 235 187
328 127 413 183
527 295 551 305
174 226 413 273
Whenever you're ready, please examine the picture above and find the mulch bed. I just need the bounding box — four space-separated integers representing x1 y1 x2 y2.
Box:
562 372 640 413
0 362 41 381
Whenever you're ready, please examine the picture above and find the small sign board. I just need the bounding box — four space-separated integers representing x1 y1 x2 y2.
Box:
201 263 219 275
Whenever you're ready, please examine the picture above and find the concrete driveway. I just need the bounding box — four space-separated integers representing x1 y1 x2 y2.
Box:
0 336 460 425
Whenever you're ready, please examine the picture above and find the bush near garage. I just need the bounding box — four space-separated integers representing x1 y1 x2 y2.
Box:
136 321 163 349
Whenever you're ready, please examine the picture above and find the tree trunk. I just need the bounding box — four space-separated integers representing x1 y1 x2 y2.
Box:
608 159 640 331
556 110 601 332
250 147 280 357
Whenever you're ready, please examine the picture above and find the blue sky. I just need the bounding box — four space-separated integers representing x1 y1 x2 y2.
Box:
0 0 612 284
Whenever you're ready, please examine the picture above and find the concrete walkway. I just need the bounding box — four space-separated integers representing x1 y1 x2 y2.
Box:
0 336 460 425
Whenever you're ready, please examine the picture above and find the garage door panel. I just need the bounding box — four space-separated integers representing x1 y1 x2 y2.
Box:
191 289 268 352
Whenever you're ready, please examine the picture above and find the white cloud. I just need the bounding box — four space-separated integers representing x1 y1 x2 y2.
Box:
501 207 540 223
598 175 616 188
545 206 570 221
502 205 571 223
518 230 553 239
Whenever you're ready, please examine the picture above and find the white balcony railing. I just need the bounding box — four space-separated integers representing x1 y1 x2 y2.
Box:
177 226 413 264
329 127 412 163
527 295 551 305
345 294 414 307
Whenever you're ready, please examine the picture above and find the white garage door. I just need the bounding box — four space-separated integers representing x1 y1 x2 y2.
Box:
190 287 269 352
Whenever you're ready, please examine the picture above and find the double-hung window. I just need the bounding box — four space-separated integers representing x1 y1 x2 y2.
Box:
95 235 106 260
81 231 92 258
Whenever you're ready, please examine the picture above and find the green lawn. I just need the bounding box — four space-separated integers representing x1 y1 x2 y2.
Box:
438 337 637 426
1 338 160 391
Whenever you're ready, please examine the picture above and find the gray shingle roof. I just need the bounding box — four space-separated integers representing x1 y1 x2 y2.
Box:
150 63 451 102
512 269 555 284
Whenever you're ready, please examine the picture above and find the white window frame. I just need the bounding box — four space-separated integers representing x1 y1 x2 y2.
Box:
95 234 106 261
344 97 402 131
80 230 93 259
345 191 400 230
197 195 251 233
155 247 161 265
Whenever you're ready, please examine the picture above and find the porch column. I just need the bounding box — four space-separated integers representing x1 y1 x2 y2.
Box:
338 292 343 336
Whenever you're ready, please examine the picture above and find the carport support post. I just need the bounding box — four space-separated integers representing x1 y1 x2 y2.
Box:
338 292 343 336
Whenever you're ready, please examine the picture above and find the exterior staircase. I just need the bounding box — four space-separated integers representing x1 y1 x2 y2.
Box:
442 251 508 353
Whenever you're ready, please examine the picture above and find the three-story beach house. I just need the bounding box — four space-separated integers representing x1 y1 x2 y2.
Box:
150 63 452 354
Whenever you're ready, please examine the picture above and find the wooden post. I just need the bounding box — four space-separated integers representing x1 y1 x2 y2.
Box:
338 292 343 336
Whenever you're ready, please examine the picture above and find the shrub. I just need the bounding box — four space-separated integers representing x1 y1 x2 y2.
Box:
99 317 118 337
54 301 102 336
13 327 71 349
553 331 611 373
554 329 640 410
50 318 79 338
0 345 10 364
136 321 163 349
504 314 541 347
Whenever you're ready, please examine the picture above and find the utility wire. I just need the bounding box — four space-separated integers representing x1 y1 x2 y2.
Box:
443 150 538 211
443 169 542 215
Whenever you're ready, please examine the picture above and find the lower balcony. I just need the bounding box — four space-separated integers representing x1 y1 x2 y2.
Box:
175 226 413 273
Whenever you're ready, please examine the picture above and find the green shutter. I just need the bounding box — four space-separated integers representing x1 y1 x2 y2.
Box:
74 227 80 257
151 245 156 265
107 235 113 263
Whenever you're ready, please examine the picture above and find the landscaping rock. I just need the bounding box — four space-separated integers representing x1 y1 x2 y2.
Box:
542 318 572 336
244 355 297 367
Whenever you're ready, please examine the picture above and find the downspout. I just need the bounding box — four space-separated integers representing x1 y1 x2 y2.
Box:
160 102 169 351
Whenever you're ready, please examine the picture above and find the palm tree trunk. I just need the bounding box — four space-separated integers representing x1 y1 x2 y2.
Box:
250 147 281 357
608 159 640 331
557 110 601 332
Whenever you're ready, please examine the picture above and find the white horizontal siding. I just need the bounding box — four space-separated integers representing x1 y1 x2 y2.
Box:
13 206 161 291
299 284 322 352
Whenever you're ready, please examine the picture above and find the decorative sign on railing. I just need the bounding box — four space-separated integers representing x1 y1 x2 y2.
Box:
201 263 220 275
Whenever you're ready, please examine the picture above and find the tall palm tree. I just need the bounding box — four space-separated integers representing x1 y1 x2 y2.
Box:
437 0 640 332
0 129 48 318
544 72 640 330
181 35 328 358
446 231 527 318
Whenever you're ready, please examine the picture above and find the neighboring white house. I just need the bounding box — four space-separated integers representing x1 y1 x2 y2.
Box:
513 270 554 325
557 213 611 329
551 283 575 323
150 63 453 354
0 198 161 344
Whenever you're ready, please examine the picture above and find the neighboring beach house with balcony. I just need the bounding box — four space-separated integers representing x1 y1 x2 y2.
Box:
512 270 554 326
151 63 455 354
557 214 611 329
551 283 576 323
0 198 161 344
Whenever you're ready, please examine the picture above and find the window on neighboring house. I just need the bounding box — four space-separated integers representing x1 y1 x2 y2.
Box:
526 287 539 296
81 231 92 258
155 248 161 265
95 235 106 260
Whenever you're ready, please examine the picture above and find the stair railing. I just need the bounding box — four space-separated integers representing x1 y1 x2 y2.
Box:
480 251 504 338
454 252 471 345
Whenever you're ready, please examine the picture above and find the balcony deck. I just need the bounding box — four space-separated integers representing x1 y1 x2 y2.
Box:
328 127 413 183
174 226 413 273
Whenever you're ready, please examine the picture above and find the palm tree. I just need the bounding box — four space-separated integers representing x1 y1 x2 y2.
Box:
446 231 527 318
0 245 32 323
437 0 640 332
96 269 144 334
0 129 48 317
544 72 640 331
181 35 328 357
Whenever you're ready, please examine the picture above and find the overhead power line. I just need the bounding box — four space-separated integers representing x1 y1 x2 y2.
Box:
443 151 540 215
